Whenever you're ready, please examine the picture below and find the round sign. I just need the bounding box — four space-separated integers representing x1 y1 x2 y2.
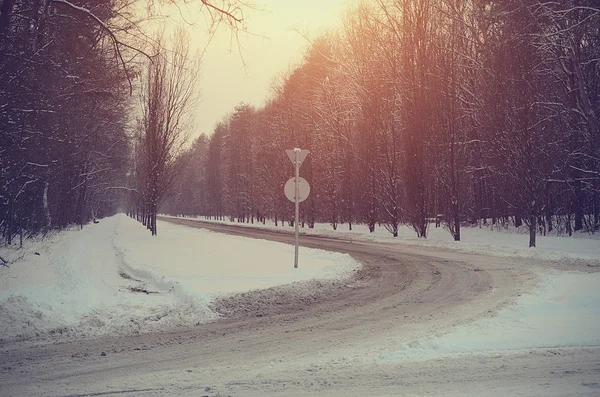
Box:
284 177 311 203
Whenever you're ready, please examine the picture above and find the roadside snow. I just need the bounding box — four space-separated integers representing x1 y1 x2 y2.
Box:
382 271 600 361
0 214 359 342
114 218 358 296
167 216 600 263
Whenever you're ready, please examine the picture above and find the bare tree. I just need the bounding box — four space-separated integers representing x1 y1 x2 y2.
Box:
161 0 599 247
138 28 198 235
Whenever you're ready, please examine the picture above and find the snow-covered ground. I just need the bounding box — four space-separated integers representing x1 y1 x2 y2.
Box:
0 214 359 342
1 213 598 360
159 216 600 361
2 215 600 397
167 215 600 263
382 270 600 361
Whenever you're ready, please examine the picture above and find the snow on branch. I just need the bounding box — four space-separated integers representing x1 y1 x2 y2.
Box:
26 162 49 168
569 166 600 177
14 109 57 114
50 0 152 94
105 186 139 193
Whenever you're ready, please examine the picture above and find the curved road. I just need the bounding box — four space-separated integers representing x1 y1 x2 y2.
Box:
1 217 598 396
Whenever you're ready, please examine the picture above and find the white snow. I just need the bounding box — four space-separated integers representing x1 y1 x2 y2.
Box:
114 218 357 295
0 214 359 342
170 216 600 262
159 216 600 361
382 271 600 361
1 213 599 366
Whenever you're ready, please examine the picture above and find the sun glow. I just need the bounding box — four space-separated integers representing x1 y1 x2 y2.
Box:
177 0 352 137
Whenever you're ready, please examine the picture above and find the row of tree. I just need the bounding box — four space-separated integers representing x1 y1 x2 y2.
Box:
0 0 245 244
0 0 135 245
162 0 600 247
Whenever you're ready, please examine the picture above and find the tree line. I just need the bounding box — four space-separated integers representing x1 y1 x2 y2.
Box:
0 0 135 245
162 0 600 247
0 0 244 244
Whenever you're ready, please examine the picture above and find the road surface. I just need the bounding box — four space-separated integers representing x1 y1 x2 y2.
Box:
1 217 598 396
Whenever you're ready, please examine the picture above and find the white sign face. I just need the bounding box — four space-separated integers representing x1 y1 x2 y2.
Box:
284 177 311 203
286 149 310 167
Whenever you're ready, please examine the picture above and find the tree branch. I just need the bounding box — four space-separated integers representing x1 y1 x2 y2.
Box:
201 0 244 24
50 0 153 95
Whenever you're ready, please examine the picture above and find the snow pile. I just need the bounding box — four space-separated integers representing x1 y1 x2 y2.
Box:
0 214 359 342
383 271 600 361
169 216 600 263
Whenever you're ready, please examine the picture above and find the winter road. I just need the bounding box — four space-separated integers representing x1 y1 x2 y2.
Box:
1 217 599 396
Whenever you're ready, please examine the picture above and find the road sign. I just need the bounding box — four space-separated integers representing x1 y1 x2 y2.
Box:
286 149 309 168
284 177 311 203
286 148 310 269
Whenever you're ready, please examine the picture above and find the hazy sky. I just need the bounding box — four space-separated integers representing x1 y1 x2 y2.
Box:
181 0 352 139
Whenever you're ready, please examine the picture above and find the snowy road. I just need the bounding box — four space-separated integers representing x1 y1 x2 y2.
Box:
1 217 599 396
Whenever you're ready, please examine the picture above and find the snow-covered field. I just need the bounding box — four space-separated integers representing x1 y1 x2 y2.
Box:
0 214 359 342
167 215 600 262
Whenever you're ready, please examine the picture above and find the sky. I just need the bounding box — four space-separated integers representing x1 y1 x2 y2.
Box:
181 0 353 139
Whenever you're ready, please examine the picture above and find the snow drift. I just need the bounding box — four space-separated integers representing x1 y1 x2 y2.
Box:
0 214 360 342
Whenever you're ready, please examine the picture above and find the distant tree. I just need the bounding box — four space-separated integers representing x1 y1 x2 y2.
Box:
222 103 257 222
163 0 598 248
161 135 210 216
428 0 472 241
206 123 227 220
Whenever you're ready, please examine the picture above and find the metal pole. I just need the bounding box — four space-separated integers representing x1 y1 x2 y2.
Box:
294 148 300 268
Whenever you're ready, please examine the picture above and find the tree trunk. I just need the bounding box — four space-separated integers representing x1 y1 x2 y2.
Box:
79 175 88 230
43 181 52 230
368 219 375 233
529 213 536 248
419 220 427 238
574 181 583 231
7 195 13 245
453 216 460 241
594 186 599 231
545 183 552 233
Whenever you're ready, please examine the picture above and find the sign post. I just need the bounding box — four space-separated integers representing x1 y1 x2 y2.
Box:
294 149 300 268
285 148 310 268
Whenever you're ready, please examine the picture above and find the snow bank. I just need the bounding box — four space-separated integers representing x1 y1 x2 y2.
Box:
382 271 600 361
168 216 600 263
0 215 359 342
114 218 359 297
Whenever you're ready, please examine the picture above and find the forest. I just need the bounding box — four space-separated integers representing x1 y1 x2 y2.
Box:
0 0 239 242
1 0 599 249
0 0 133 244
162 1 600 247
